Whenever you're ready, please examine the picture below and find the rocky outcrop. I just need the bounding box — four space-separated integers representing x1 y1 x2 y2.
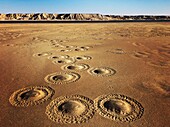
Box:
0 13 169 21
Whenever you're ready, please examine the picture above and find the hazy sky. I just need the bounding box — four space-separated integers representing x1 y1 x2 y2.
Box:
0 0 170 15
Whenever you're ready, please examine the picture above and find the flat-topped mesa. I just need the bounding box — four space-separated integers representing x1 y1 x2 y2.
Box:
0 13 170 21
0 13 59 20
57 14 114 20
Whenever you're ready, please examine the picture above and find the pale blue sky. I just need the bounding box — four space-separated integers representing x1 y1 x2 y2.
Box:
0 0 170 15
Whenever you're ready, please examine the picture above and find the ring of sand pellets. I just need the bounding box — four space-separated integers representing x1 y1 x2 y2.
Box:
94 94 144 122
74 55 92 61
52 58 75 64
50 43 59 46
59 49 72 52
9 86 55 107
88 67 116 77
64 45 77 48
50 43 61 48
33 52 52 57
58 45 67 48
45 95 95 124
44 72 80 84
61 63 90 72
80 46 92 49
74 48 87 52
48 55 70 60
53 45 60 48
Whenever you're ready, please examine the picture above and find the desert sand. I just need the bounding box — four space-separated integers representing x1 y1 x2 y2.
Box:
0 23 170 127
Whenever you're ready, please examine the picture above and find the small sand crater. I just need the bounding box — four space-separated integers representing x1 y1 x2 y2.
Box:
94 94 144 122
104 100 132 115
33 52 52 57
9 86 55 107
80 46 92 49
88 67 116 77
46 95 95 124
74 47 88 52
64 45 76 48
74 55 92 61
48 55 60 59
58 45 67 48
44 72 80 84
53 58 75 64
48 55 69 60
58 100 86 116
59 49 72 52
2 44 16 47
61 63 90 72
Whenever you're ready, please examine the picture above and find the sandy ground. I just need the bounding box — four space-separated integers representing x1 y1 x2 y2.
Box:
0 23 170 127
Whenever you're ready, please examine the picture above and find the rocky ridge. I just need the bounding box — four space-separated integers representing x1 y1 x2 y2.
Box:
0 13 169 21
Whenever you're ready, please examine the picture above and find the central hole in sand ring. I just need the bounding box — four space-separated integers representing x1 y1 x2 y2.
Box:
67 66 76 70
76 57 82 60
52 56 59 59
75 48 80 51
58 100 86 116
20 90 40 100
52 75 67 81
60 50 65 52
37 53 49 56
93 69 104 74
37 53 43 56
58 60 64 63
103 100 132 115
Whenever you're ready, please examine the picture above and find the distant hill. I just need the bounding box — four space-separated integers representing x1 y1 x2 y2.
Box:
0 13 170 21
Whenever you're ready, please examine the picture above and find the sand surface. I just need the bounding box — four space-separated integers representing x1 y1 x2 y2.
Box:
0 23 170 127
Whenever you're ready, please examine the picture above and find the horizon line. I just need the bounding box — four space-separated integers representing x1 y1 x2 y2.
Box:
0 13 170 16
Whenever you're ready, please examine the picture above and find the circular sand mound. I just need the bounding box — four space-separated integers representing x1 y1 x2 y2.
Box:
74 55 92 61
61 63 90 72
33 52 52 57
44 72 80 84
52 58 75 64
59 49 72 52
88 67 116 77
74 47 88 52
9 86 55 107
94 94 144 122
80 46 92 49
64 45 76 48
48 55 70 60
46 95 95 124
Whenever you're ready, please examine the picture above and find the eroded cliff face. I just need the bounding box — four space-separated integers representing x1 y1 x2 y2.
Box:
0 13 169 21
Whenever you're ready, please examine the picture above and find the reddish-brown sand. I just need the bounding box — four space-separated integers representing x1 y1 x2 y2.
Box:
0 23 170 127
